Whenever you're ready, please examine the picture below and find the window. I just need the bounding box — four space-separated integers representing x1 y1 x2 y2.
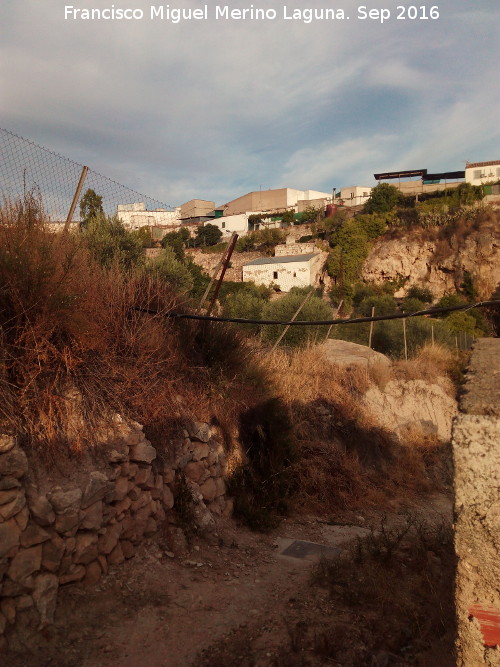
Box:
221 221 225 229
273 271 278 280
363 192 369 197
293 272 296 278
474 170 485 179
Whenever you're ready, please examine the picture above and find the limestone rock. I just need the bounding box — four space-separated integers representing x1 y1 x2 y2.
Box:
49 488 82 513
162 486 174 510
83 560 102 585
114 476 129 502
186 421 210 443
107 542 125 565
144 518 157 537
129 441 156 464
0 445 28 478
82 472 112 509
0 435 16 453
42 537 65 573
199 478 217 503
74 533 98 564
320 339 391 369
0 488 20 505
1 597 16 624
7 545 42 584
59 565 85 585
0 519 20 558
133 466 152 487
131 491 151 513
192 444 210 461
29 495 55 526
184 461 208 484
20 522 51 548
32 573 58 627
81 501 103 531
163 468 175 484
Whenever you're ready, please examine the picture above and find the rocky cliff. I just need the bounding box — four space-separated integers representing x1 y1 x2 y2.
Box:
362 214 500 299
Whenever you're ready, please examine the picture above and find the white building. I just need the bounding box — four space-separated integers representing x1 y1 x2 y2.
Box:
243 252 323 292
339 186 372 207
465 161 500 186
116 202 180 229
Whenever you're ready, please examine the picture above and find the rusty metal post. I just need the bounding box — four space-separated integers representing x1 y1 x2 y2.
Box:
206 233 239 316
64 165 88 231
198 233 237 313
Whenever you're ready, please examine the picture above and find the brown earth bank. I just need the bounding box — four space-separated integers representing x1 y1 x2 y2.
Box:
3 492 454 667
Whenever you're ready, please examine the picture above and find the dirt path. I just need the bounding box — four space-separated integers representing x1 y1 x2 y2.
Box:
6 494 453 666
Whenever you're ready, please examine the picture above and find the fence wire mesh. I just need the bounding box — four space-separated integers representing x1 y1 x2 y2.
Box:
0 127 177 226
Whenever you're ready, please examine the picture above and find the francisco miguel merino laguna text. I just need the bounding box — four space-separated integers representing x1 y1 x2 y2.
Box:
64 5 352 23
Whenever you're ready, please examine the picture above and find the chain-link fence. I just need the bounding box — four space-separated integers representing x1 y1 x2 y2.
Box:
0 127 178 226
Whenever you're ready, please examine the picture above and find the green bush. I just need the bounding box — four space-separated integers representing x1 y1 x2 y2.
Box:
193 223 222 247
363 183 402 214
406 285 434 303
81 212 144 271
402 298 427 314
358 294 397 317
144 248 194 294
161 228 191 259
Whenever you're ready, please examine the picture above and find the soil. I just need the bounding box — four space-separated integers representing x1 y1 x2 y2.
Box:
4 493 454 667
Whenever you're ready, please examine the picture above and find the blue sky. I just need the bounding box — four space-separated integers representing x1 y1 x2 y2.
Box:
1 0 499 207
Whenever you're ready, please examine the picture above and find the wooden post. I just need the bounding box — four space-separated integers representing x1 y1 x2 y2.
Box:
368 306 375 348
64 166 88 231
271 288 315 351
206 233 239 316
431 324 435 345
197 232 237 312
325 299 343 342
403 314 408 361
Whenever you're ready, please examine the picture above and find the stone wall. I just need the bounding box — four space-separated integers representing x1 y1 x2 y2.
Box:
452 339 500 665
0 418 232 647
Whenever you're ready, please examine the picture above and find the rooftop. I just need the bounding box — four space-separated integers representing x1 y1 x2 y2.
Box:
466 160 500 169
244 253 319 266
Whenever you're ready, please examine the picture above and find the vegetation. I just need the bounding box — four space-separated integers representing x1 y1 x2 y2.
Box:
193 223 222 247
363 183 402 214
79 188 103 227
235 227 286 253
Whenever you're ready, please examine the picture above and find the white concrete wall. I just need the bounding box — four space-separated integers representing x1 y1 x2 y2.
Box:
465 163 500 186
210 213 250 236
116 207 180 229
340 186 372 207
243 257 321 291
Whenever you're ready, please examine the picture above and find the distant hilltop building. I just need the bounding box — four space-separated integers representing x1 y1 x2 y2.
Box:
465 160 500 185
116 202 180 229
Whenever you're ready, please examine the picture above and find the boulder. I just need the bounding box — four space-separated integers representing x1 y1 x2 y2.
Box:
20 523 51 548
73 533 98 565
28 495 55 526
0 476 21 491
0 445 28 478
48 488 82 513
184 461 208 484
0 519 21 558
41 537 65 573
192 444 210 461
7 545 42 584
81 501 104 531
59 565 85 585
129 441 156 464
83 560 102 586
162 486 174 510
14 504 30 531
199 478 217 503
97 523 122 555
0 435 16 454
320 339 391 369
0 490 26 521
81 472 112 509
186 421 210 443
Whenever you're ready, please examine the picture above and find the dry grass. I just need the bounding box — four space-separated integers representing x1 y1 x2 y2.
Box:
262 344 454 514
0 202 267 460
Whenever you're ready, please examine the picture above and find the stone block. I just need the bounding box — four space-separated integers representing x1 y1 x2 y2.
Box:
83 561 102 586
114 497 132 514
0 519 21 558
81 501 104 531
114 476 129 502
16 595 34 610
0 445 28 478
42 537 65 573
32 573 58 627
7 545 42 584
1 597 16 624
97 554 108 575
120 540 135 559
0 488 20 505
215 478 226 497
82 472 112 509
186 421 210 443
0 490 26 521
20 522 51 548
107 543 125 565
55 509 81 534
0 476 21 491
163 468 175 484
199 478 217 503
97 523 122 555
74 533 98 565
144 518 157 537
59 565 85 585
130 441 156 464
49 488 82 513
0 434 16 453
192 444 210 461
184 461 207 484
28 495 55 526
131 491 152 513
14 505 29 531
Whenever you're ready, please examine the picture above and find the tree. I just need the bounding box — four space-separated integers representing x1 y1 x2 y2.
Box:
79 189 103 227
363 183 401 214
145 248 193 294
161 228 191 260
262 289 333 348
194 223 222 247
81 212 143 271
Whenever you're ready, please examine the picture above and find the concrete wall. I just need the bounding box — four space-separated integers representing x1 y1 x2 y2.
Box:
222 188 330 216
180 200 215 219
452 338 500 665
116 204 179 229
339 186 372 207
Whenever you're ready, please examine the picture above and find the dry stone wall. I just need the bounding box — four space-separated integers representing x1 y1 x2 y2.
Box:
0 418 232 647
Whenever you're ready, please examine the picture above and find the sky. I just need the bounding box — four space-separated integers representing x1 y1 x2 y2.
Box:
1 0 499 208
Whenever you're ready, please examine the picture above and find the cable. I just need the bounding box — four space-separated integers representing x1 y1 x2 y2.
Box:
134 299 500 327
